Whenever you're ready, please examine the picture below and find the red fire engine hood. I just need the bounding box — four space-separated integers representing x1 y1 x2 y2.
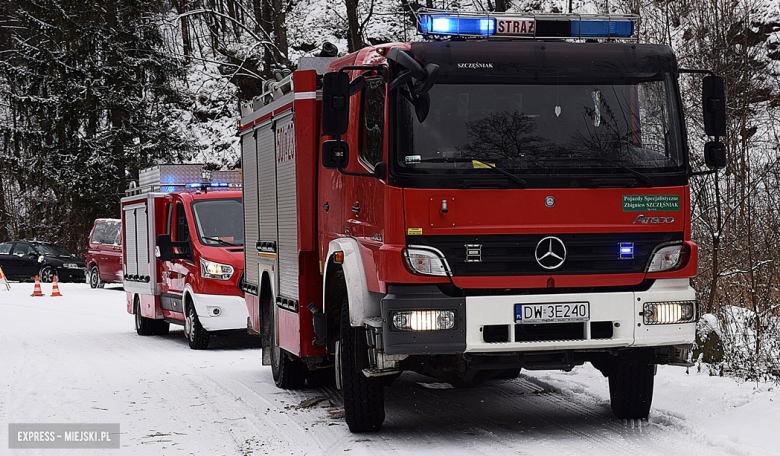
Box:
403 187 687 235
197 244 244 270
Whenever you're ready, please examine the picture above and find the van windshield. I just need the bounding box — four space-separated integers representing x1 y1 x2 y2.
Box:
191 198 244 246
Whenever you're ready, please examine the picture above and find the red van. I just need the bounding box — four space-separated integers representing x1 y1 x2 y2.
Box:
86 218 123 288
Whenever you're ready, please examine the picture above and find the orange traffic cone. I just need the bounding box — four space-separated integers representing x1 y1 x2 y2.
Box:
31 275 44 297
50 276 63 297
0 266 9 291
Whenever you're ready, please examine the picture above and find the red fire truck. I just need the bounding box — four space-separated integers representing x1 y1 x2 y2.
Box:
122 164 247 349
239 10 726 432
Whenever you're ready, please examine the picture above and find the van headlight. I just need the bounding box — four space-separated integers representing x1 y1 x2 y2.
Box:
200 258 234 280
403 246 451 277
647 244 684 272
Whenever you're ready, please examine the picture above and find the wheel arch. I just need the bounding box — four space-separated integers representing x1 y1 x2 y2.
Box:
323 238 382 328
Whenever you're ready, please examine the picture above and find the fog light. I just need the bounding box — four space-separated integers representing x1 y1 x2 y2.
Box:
391 310 455 331
643 301 697 325
207 306 222 316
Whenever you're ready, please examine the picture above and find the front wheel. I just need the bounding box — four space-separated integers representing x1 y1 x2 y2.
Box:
39 266 56 283
608 363 655 419
339 296 385 432
185 304 210 349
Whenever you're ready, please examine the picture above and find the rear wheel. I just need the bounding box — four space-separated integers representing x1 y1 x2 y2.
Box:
185 303 210 349
339 296 385 432
89 265 101 289
270 301 306 389
134 297 154 336
608 362 655 419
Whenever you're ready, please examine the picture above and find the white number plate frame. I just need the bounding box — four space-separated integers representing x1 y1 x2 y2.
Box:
515 302 590 324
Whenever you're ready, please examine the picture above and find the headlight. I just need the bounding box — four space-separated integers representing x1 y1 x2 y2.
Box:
403 246 450 277
200 258 234 280
642 301 697 325
391 310 456 331
647 244 683 272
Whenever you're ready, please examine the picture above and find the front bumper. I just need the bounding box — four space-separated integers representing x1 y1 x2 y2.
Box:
380 279 696 356
190 293 249 332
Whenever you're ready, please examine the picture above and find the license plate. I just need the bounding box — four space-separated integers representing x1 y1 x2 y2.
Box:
515 302 590 324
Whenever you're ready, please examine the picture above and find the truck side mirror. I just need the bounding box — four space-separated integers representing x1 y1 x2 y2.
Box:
322 72 350 136
156 234 174 262
703 75 726 137
704 141 726 169
155 234 190 261
321 140 349 169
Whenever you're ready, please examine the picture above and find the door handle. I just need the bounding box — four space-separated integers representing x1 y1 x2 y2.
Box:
351 204 360 213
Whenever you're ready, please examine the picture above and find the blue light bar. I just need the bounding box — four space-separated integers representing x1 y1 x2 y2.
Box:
186 182 202 188
420 15 495 36
571 19 634 38
417 10 638 40
619 242 634 260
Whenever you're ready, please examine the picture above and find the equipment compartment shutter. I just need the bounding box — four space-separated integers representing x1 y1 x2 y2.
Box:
257 121 277 246
275 112 298 301
242 129 260 287
124 208 137 276
137 206 149 276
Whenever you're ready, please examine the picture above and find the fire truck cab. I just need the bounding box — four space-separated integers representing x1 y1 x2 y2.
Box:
122 164 247 349
239 10 727 432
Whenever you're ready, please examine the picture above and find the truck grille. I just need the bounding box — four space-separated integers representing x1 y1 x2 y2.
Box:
407 232 682 276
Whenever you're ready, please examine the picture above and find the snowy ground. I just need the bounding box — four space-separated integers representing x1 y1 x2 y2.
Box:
1 282 777 456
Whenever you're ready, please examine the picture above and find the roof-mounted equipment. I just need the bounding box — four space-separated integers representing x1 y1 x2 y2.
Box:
417 9 638 41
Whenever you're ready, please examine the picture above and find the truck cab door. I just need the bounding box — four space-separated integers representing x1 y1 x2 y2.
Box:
350 76 386 246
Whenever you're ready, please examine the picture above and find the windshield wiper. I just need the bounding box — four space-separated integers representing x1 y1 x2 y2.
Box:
410 156 527 188
202 236 237 246
547 157 655 186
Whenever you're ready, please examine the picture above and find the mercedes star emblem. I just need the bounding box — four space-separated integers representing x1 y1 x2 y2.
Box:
535 236 567 270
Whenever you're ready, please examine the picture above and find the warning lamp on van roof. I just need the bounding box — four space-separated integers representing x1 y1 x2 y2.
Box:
417 9 637 40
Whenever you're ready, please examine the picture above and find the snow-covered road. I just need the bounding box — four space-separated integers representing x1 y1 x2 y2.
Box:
1 283 777 455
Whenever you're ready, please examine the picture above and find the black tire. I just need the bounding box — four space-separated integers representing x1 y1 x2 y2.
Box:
608 363 655 419
307 367 336 387
270 302 307 389
339 296 385 432
185 303 210 349
153 320 170 335
134 297 154 336
89 265 99 289
39 266 56 283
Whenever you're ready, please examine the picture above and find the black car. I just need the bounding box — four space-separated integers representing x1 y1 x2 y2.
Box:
0 241 87 283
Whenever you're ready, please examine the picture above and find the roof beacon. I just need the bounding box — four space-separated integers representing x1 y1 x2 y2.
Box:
418 9 638 41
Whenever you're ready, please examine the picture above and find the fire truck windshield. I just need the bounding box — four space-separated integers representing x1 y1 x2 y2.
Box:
191 198 244 246
396 73 684 186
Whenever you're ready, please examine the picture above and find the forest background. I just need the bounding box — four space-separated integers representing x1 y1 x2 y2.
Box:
0 0 779 381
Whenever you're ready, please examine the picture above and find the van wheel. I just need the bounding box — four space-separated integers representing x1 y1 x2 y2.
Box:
339 296 385 432
89 265 102 289
134 297 154 336
39 266 56 283
186 304 210 349
270 303 306 389
608 362 655 419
